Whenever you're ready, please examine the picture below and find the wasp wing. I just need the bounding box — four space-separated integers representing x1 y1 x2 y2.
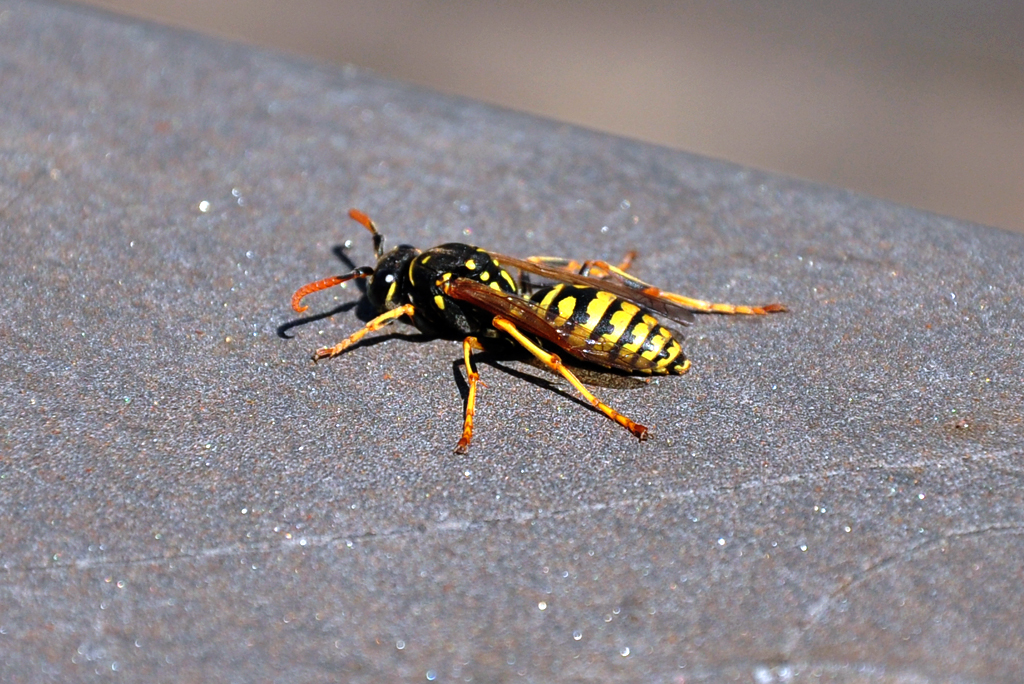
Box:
444 277 672 374
492 253 697 326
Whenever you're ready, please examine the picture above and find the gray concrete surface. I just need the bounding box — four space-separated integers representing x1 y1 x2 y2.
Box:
2 1 1023 682
74 0 1024 235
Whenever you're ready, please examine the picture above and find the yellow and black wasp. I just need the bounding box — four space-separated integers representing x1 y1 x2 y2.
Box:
292 209 785 453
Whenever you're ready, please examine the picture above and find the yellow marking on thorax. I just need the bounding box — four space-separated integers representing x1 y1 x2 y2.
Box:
479 271 490 281
434 294 446 310
489 281 504 291
500 269 517 291
465 258 477 270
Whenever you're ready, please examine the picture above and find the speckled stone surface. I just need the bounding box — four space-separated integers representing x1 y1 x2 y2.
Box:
2 2 1023 682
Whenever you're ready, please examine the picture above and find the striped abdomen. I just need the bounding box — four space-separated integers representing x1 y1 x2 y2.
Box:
529 284 689 375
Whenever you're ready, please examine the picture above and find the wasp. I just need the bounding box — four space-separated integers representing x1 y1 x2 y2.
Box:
292 209 785 454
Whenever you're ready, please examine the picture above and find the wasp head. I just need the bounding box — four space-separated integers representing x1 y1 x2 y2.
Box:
367 244 420 312
291 209 420 314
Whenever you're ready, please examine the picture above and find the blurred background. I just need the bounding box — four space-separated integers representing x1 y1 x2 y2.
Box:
74 0 1024 234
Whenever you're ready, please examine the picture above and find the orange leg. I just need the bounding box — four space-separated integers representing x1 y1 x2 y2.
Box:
524 255 785 315
642 286 786 315
454 336 486 454
520 253 636 292
579 251 636 276
491 316 649 442
312 304 415 361
614 251 636 272
580 260 786 315
526 255 584 273
526 252 636 277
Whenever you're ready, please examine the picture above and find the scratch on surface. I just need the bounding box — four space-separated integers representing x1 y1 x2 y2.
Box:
786 519 1024 654
0 166 47 216
684 658 944 684
2 460 51 489
6 448 1019 576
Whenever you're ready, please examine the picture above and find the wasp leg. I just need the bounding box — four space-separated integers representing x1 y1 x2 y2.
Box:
491 316 649 442
526 255 584 273
526 252 636 279
520 253 635 292
646 287 786 315
576 261 786 315
312 303 415 361
578 251 636 276
614 251 636 272
518 256 584 293
455 336 487 454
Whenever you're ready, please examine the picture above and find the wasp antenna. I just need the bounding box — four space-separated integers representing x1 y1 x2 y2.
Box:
348 208 385 258
291 267 374 312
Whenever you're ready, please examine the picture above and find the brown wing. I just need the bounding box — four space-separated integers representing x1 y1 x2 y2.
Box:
492 253 697 326
443 277 672 373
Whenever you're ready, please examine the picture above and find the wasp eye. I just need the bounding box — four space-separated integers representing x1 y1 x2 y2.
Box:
385 274 395 283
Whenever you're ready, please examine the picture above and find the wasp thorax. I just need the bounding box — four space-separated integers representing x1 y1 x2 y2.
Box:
368 245 420 312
